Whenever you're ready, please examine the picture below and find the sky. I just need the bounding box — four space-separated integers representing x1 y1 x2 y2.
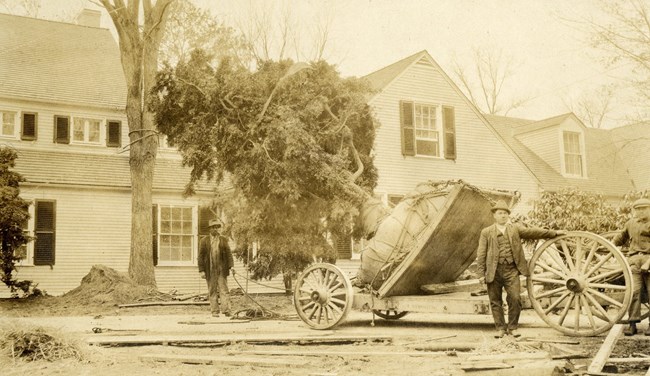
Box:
12 0 638 128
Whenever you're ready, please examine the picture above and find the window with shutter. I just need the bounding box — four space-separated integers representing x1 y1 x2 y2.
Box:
106 120 121 147
442 106 456 160
54 116 70 144
336 234 352 260
152 204 158 266
198 206 213 237
400 101 415 156
21 112 37 140
1 111 16 138
34 200 55 266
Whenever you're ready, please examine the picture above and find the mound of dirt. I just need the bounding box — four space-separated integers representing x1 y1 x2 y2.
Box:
61 265 170 306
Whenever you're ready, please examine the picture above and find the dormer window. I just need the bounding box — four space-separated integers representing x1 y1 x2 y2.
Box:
562 131 584 177
400 101 456 159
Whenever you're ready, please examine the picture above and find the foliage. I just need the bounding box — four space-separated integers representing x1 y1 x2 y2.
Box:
159 0 251 68
524 187 648 233
152 51 378 280
0 147 36 296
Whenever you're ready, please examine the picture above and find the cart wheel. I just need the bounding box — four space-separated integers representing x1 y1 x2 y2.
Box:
527 231 632 336
294 263 354 330
372 309 409 320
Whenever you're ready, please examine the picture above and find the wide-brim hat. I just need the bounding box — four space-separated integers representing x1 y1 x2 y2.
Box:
208 219 222 228
490 200 511 214
633 198 650 209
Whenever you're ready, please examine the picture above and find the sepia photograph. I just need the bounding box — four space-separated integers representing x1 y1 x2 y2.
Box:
1 0 649 375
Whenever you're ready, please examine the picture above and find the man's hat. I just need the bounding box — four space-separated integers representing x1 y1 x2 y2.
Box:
208 219 222 228
633 198 650 209
490 200 511 214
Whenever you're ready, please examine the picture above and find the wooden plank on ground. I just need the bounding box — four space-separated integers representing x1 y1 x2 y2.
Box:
548 343 589 360
140 354 307 367
587 324 624 375
607 358 650 364
232 350 449 357
459 361 513 371
407 342 477 351
88 334 393 347
521 337 580 345
119 301 209 308
466 352 549 361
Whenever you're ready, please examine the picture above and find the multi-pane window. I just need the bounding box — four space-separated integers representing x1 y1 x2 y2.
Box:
413 104 439 156
1 111 16 137
72 117 101 144
563 131 583 176
158 206 194 263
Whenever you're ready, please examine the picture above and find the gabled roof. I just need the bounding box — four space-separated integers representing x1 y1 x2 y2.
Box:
363 50 542 186
363 50 428 93
486 114 635 197
14 149 216 193
0 13 126 109
512 113 578 135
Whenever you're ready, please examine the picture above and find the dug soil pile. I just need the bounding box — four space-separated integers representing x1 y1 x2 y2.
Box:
61 264 170 306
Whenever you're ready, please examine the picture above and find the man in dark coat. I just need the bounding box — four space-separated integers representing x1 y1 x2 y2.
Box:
198 219 235 317
476 200 565 338
613 198 650 336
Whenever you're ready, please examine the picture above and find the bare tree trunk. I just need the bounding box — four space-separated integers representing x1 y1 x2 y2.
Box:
101 0 173 286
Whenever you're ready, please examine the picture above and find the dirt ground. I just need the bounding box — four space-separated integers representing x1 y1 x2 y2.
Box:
1 266 650 376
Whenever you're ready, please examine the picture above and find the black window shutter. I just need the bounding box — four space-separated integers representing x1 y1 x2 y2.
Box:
400 101 415 156
21 113 37 140
107 120 121 147
54 116 69 144
152 204 158 266
443 106 456 160
198 206 212 237
34 200 55 266
335 234 352 260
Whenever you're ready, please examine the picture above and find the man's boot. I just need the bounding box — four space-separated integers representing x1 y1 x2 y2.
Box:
624 322 638 336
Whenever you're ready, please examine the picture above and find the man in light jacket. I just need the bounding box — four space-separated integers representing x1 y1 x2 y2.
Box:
476 200 565 338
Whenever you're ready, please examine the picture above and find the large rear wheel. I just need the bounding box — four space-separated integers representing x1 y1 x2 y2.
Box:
527 232 632 336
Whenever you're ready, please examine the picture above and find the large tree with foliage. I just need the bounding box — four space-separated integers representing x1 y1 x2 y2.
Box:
0 148 32 294
151 51 378 282
99 0 174 286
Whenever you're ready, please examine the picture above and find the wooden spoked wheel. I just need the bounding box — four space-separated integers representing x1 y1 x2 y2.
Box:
372 309 409 320
294 263 354 330
527 231 632 336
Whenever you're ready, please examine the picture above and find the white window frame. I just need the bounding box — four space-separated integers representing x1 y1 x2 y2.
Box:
560 130 586 178
16 202 35 266
71 117 103 145
413 103 441 157
0 110 18 139
155 204 198 266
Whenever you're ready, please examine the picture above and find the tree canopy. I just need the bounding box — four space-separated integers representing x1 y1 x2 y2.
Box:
152 51 378 272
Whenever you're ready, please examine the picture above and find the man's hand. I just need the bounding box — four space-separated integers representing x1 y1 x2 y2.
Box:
642 259 650 272
230 268 236 275
479 276 486 285
555 230 568 236
200 271 206 279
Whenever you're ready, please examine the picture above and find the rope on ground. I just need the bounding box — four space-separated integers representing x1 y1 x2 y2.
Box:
231 274 298 321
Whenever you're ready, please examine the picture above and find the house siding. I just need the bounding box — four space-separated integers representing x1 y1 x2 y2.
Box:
369 61 540 214
517 128 561 173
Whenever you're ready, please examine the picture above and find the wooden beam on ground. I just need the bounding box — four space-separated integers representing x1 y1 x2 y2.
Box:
521 337 580 345
548 343 589 360
459 361 513 371
587 324 624 375
119 301 209 308
466 352 549 361
407 342 477 351
140 354 307 367
88 334 393 347
231 350 449 357
607 358 650 364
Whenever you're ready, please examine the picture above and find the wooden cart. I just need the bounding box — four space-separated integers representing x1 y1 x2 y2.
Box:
293 182 633 337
